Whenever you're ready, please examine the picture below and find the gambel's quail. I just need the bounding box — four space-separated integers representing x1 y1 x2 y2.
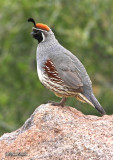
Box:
28 18 106 115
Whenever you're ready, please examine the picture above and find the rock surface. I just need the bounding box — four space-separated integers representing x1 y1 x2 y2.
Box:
0 104 113 160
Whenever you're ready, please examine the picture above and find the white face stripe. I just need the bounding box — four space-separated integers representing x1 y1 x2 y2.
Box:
32 27 46 42
32 27 48 33
41 32 45 42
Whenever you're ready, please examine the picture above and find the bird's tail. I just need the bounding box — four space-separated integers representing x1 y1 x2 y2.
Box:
76 93 106 115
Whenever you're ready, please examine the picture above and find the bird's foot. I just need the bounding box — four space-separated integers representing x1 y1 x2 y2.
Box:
48 98 67 107
50 101 65 107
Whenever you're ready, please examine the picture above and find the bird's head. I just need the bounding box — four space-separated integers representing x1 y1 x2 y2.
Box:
28 18 51 43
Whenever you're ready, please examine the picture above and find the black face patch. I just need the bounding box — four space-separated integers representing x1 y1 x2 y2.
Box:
31 29 43 43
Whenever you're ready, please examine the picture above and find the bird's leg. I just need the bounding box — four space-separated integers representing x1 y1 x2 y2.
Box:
49 97 67 107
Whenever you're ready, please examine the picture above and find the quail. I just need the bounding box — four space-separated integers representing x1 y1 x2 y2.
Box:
28 18 106 115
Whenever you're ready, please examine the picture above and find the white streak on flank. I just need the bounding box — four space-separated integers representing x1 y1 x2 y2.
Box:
37 65 78 97
78 93 95 108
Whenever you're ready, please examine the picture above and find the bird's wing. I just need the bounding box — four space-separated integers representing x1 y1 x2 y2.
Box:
57 68 83 90
49 53 83 90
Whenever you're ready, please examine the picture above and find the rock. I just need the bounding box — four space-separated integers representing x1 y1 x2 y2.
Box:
0 103 113 160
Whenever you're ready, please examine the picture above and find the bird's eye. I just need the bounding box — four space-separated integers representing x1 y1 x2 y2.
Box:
33 29 40 33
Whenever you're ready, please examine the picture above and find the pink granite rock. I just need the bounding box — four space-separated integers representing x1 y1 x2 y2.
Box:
0 104 113 160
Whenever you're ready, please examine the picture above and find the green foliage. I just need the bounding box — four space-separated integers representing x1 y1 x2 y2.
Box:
0 0 113 135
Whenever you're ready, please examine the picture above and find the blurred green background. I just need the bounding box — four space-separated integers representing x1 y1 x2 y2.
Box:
0 0 113 136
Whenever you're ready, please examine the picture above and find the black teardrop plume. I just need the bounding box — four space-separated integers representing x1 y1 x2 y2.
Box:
28 18 36 26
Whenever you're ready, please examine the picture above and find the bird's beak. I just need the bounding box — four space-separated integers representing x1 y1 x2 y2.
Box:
31 27 42 41
31 27 39 36
31 31 36 36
